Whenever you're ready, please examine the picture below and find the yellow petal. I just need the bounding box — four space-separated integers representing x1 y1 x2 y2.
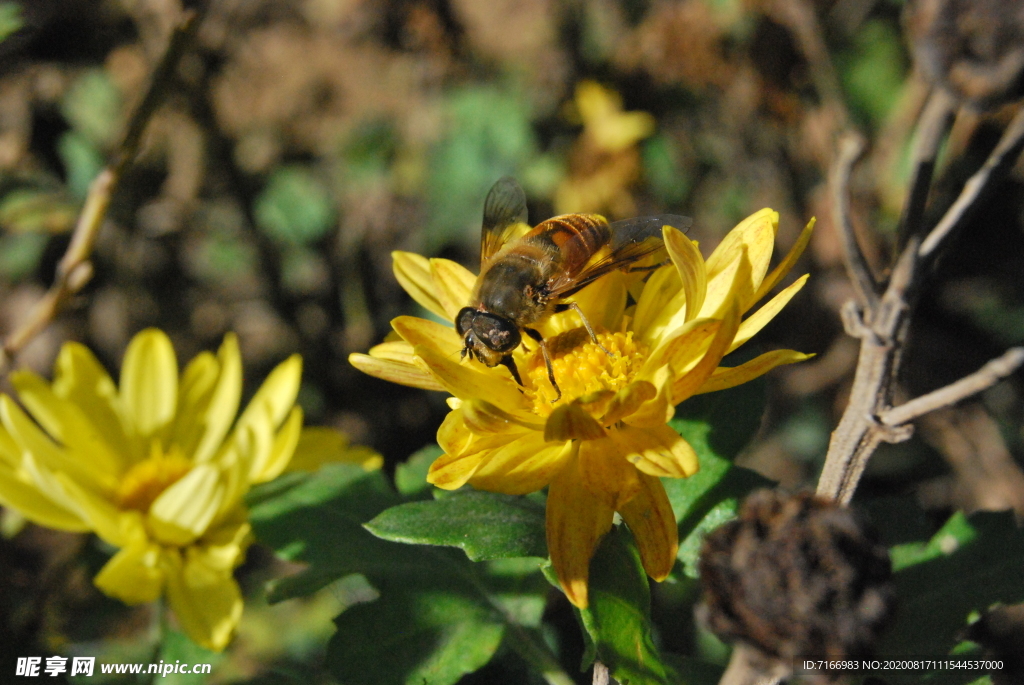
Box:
164 550 244 652
704 208 777 301
752 217 815 303
672 300 741 403
0 458 88 531
462 399 544 434
93 541 165 604
348 352 445 392
699 243 754 320
644 318 720 376
664 226 706 324
0 395 114 494
51 342 130 458
623 366 676 429
430 258 476 320
237 353 302 436
619 474 678 581
544 404 606 442
469 434 573 495
10 370 123 479
119 328 178 440
632 265 681 344
569 271 628 335
589 380 656 427
148 464 223 546
577 438 641 510
729 274 809 353
286 426 383 472
427 450 486 490
391 315 464 357
53 469 146 547
696 349 814 395
392 251 450 321
255 406 304 482
413 343 528 414
611 424 699 478
187 334 243 464
546 453 614 608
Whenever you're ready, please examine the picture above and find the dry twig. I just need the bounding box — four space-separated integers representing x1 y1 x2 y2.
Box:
0 9 204 375
817 104 1024 504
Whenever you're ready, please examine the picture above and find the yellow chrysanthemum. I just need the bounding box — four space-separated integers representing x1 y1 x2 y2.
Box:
351 209 814 607
0 329 380 650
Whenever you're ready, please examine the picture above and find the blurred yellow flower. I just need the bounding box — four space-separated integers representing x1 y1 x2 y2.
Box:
351 209 814 607
0 329 379 651
555 80 656 217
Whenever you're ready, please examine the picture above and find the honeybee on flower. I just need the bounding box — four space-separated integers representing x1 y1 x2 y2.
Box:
351 184 814 607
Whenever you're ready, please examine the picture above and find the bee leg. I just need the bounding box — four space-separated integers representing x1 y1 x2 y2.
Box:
568 302 613 357
524 328 562 402
627 260 669 273
499 355 524 389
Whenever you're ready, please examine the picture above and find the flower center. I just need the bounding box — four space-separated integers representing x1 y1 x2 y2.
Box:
526 329 647 416
116 444 193 512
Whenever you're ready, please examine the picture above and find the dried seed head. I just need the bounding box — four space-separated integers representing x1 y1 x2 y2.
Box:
697 490 895 673
905 0 1024 110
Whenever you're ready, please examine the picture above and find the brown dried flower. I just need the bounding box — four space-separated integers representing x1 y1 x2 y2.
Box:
698 490 894 668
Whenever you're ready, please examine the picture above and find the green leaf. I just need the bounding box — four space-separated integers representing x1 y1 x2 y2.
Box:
0 233 48 281
0 188 77 233
394 444 443 496
61 70 122 147
838 19 908 128
254 166 335 246
156 628 222 684
643 134 691 206
878 511 1024 683
575 527 672 685
247 463 408 601
667 422 774 579
0 3 22 44
57 131 104 200
326 584 506 685
365 491 547 561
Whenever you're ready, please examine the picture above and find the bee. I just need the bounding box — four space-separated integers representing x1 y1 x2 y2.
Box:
456 177 691 400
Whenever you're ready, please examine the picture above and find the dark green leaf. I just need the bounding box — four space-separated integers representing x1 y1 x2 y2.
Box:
394 444 443 496
327 584 506 685
57 131 104 200
254 166 335 246
365 491 547 561
877 511 1024 683
576 527 672 685
157 628 222 684
666 419 774 578
0 3 22 43
0 233 48 281
60 70 122 147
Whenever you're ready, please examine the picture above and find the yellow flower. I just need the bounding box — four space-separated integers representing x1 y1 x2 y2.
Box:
0 329 379 650
351 209 814 607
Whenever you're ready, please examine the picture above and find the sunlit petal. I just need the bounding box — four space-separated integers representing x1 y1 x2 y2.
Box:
577 438 641 510
696 349 814 394
285 426 384 472
664 226 706 324
348 352 445 391
470 434 574 494
619 474 678 581
149 464 224 546
164 550 244 652
120 329 178 441
94 541 165 604
188 334 243 464
753 217 815 303
392 250 450 320
430 258 476 320
610 424 699 478
729 274 809 353
546 453 614 608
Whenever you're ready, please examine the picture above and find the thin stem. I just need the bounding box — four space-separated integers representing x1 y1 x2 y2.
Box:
832 133 879 310
0 9 204 375
881 348 1024 426
896 87 957 248
919 107 1024 261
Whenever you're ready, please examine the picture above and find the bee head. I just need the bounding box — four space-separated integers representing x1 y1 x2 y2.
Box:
456 307 521 367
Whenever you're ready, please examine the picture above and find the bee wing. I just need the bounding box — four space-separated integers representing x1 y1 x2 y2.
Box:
548 214 693 299
480 177 530 265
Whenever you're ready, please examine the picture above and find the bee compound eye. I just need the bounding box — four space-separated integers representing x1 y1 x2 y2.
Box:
455 308 476 336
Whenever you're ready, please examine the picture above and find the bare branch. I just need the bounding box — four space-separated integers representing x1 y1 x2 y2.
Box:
897 87 957 248
919 107 1024 261
0 10 203 375
832 133 879 311
881 348 1024 426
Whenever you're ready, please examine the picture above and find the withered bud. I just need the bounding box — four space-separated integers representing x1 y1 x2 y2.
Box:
697 490 895 669
905 0 1024 110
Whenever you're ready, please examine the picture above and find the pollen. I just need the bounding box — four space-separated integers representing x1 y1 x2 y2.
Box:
116 443 193 513
527 329 648 416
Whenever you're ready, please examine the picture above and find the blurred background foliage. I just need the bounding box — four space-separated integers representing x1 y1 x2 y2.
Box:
0 0 1023 682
